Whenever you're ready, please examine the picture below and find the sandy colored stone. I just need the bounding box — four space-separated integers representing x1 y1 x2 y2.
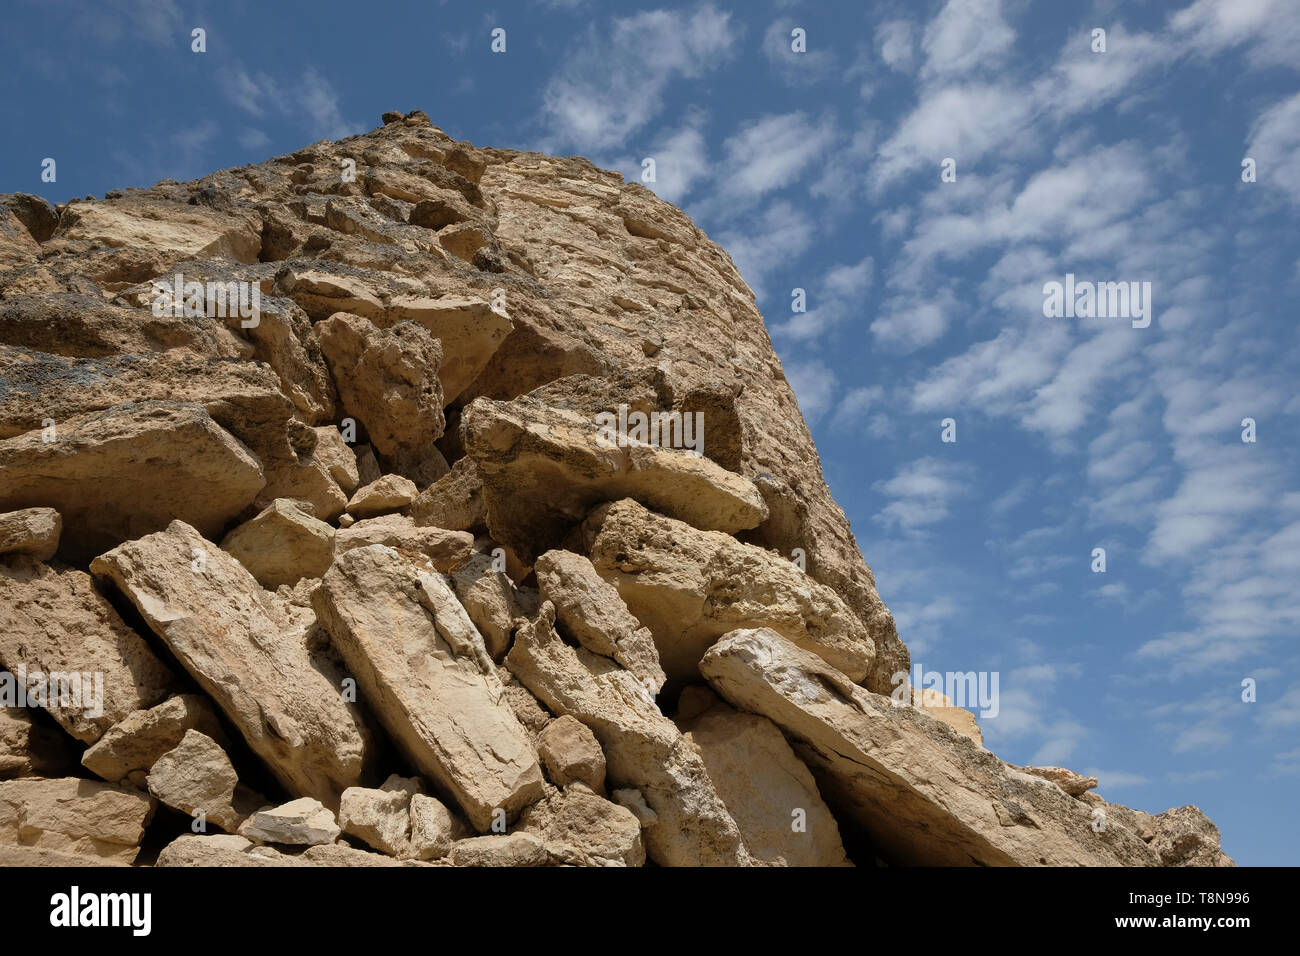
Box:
0 776 155 863
408 793 458 861
384 295 512 405
346 474 417 518
679 692 850 867
535 549 665 694
147 730 251 832
339 781 417 857
700 629 1161 867
239 797 340 845
577 499 873 684
0 400 265 562
313 544 544 832
538 715 606 794
0 507 61 561
91 520 374 807
221 498 336 589
313 426 361 494
1016 765 1098 797
506 602 748 866
449 832 549 867
0 703 77 779
53 197 261 265
336 513 473 571
463 396 767 565
1149 806 1234 866
409 456 486 532
81 693 227 783
0 557 175 743
518 785 644 866
912 686 985 746
317 312 445 457
449 551 540 660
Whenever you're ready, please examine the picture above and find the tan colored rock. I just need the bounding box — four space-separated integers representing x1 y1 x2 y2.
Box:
220 498 336 589
0 777 154 863
0 558 175 743
384 296 511 405
518 785 644 866
81 693 227 783
0 400 265 561
0 703 77 779
449 832 549 867
313 426 360 494
54 197 261 265
239 797 340 845
578 499 873 684
1017 765 1098 797
313 545 544 832
463 397 768 564
91 520 375 806
339 779 417 857
409 793 458 861
912 686 985 746
154 833 433 867
0 507 61 561
506 603 748 866
538 715 606 794
336 513 473 571
449 551 539 660
679 693 850 867
316 312 445 457
535 549 665 694
700 629 1161 867
346 474 417 518
259 450 348 522
354 443 383 486
147 730 252 832
1149 806 1234 866
409 456 486 531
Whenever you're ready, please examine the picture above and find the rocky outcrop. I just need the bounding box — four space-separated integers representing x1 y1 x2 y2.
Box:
0 111 1229 869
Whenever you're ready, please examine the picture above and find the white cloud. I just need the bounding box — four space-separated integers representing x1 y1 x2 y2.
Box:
1246 91 1300 207
762 19 837 84
783 360 838 424
715 201 815 299
920 0 1016 79
873 457 976 531
877 20 916 73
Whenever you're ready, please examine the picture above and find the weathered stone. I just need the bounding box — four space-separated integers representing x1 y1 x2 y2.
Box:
313 545 544 832
578 499 873 684
383 295 512 405
449 832 549 867
463 397 768 564
239 797 340 846
0 507 61 561
312 426 360 494
0 703 77 779
538 715 606 794
316 312 445 457
336 513 473 571
679 692 850 867
220 498 336 589
506 603 748 866
449 551 539 660
0 401 265 561
82 693 227 783
408 793 458 861
0 557 175 743
91 520 374 806
518 786 644 866
1017 765 1098 797
700 629 1161 867
409 456 486 531
147 730 252 832
346 474 417 518
1149 806 1235 867
535 549 665 694
53 197 261 265
339 780 417 857
0 777 154 863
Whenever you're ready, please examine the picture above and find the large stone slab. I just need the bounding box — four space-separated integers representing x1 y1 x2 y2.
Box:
91 520 374 807
700 629 1162 867
312 544 544 832
0 776 155 863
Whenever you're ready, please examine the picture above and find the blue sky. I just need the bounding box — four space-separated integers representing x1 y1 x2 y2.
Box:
3 0 1298 865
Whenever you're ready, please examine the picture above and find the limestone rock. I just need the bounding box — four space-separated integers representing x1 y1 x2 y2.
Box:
463 396 767 564
912 686 985 746
147 730 252 832
81 693 227 783
1017 765 1099 798
679 693 850 867
1149 806 1234 867
313 426 361 494
313 545 544 832
91 520 374 806
409 456 486 531
336 513 473 571
518 786 645 866
316 312 445 458
535 549 665 694
506 603 748 866
0 507 61 561
53 196 261 265
578 499 873 684
0 777 155 863
339 781 417 857
346 474 417 518
0 557 175 743
408 793 458 861
1 704 77 779
449 551 540 660
538 715 606 794
449 832 549 867
0 400 265 561
700 629 1160 866
221 498 336 589
239 797 340 846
